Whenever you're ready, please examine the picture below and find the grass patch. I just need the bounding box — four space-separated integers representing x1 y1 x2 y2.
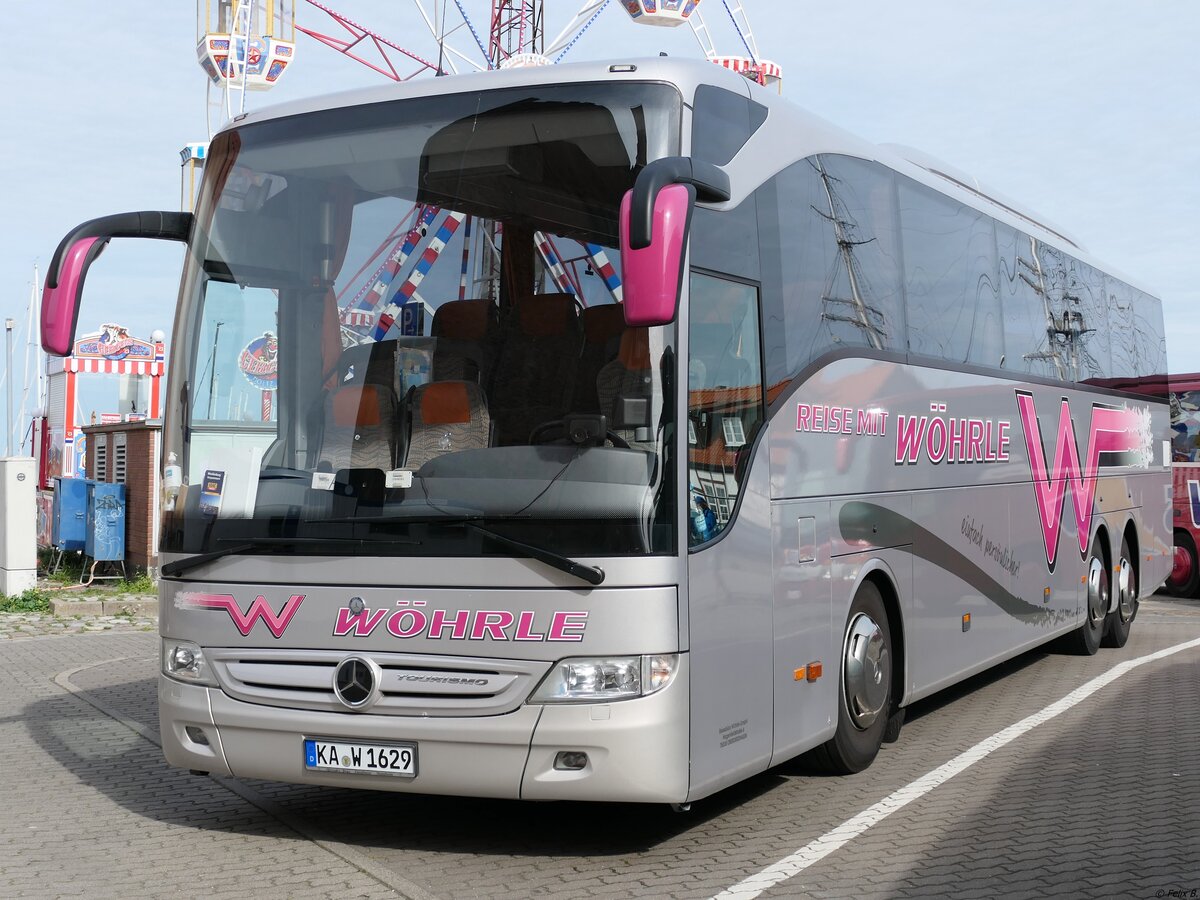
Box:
0 588 53 613
124 572 157 594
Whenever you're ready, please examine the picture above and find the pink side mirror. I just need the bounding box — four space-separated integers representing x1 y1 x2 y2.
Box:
619 183 694 327
40 211 192 356
41 237 102 356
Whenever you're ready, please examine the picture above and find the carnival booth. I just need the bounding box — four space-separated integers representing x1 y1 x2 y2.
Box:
41 324 166 486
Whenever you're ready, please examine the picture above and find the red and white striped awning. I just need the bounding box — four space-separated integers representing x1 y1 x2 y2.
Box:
62 357 165 375
712 56 783 84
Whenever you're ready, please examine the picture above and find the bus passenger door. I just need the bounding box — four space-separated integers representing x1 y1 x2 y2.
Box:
770 500 835 764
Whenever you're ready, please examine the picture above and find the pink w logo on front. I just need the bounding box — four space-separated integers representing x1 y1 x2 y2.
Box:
177 592 305 638
1015 391 1151 571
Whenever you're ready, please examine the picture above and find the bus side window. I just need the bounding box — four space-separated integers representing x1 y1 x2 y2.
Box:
687 272 764 546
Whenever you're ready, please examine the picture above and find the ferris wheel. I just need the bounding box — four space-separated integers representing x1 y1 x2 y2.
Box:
294 1 779 86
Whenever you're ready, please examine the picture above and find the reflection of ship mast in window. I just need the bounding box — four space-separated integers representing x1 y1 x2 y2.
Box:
811 158 886 350
1018 236 1093 380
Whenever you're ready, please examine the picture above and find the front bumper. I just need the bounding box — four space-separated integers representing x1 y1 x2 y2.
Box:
159 654 690 803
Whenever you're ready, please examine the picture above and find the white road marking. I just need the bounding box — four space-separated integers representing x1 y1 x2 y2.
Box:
713 636 1200 900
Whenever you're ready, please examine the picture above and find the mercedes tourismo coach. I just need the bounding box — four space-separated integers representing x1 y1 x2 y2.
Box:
40 58 1171 804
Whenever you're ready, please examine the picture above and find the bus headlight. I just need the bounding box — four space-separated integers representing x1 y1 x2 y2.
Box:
162 638 217 686
530 654 678 703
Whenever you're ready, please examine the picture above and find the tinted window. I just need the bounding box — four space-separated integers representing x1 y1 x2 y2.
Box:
996 225 1061 380
768 155 904 374
1107 276 1167 379
687 272 764 546
899 179 1001 365
691 84 768 167
691 196 760 281
1059 254 1111 380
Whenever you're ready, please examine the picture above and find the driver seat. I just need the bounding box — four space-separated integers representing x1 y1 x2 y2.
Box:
596 328 654 449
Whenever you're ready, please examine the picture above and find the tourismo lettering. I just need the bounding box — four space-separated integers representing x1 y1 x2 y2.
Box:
1015 391 1150 569
894 403 1010 465
333 601 588 642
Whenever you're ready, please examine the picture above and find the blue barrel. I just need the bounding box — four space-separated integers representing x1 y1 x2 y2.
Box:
85 482 126 562
52 477 91 551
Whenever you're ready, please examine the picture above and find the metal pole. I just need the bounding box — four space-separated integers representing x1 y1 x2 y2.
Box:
5 318 13 456
207 321 224 419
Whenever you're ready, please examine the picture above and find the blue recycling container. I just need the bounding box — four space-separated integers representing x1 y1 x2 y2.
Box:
52 477 91 551
85 482 126 562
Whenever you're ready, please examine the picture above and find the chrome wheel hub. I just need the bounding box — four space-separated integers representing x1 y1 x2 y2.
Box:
1087 556 1108 627
843 612 889 730
1117 555 1138 622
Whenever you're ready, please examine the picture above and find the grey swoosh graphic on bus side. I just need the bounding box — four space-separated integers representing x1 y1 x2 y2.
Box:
838 501 1074 627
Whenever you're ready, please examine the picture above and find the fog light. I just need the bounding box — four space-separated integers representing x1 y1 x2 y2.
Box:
554 751 589 771
184 726 210 746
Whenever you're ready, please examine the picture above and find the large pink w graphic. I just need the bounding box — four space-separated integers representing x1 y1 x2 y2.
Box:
1016 392 1145 568
182 592 305 638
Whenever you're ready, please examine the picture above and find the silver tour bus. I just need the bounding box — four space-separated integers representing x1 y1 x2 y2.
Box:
41 58 1170 804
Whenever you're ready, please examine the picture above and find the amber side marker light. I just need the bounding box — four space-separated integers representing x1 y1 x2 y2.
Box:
962 613 971 632
794 663 823 682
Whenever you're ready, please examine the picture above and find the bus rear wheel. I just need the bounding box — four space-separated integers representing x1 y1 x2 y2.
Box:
1167 529 1199 598
811 581 892 774
1102 536 1138 648
1067 536 1109 656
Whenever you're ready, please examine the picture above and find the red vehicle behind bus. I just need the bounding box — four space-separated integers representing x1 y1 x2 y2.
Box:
1116 371 1200 595
1164 373 1200 595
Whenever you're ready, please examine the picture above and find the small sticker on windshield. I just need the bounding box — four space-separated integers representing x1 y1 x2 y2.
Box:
386 469 414 489
199 469 225 516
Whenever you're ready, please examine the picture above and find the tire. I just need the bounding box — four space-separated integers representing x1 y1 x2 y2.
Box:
1066 535 1108 656
810 581 893 774
1166 530 1199 598
1102 536 1139 648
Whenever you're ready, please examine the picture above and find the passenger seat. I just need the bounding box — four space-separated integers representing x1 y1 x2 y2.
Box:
404 380 492 469
318 383 398 471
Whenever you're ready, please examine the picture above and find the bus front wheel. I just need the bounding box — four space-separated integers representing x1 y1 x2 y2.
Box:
811 581 892 774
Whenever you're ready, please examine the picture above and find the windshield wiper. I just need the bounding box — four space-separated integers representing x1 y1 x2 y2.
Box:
306 513 606 586
160 535 419 579
462 522 605 586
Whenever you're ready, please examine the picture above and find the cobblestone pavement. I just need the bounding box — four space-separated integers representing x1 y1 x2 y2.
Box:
1 597 1198 899
0 612 157 640
1 590 157 640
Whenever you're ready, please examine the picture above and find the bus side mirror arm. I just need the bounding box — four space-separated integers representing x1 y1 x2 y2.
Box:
628 158 730 250
42 211 192 356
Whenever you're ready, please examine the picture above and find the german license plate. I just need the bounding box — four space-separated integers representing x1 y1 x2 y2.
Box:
304 738 417 777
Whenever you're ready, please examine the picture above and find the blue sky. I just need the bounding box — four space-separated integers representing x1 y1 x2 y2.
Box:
1 1 1196 448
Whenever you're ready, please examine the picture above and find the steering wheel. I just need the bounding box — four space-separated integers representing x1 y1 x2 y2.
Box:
529 419 630 449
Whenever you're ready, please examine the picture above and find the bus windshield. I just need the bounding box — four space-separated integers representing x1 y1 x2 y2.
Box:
162 82 681 562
